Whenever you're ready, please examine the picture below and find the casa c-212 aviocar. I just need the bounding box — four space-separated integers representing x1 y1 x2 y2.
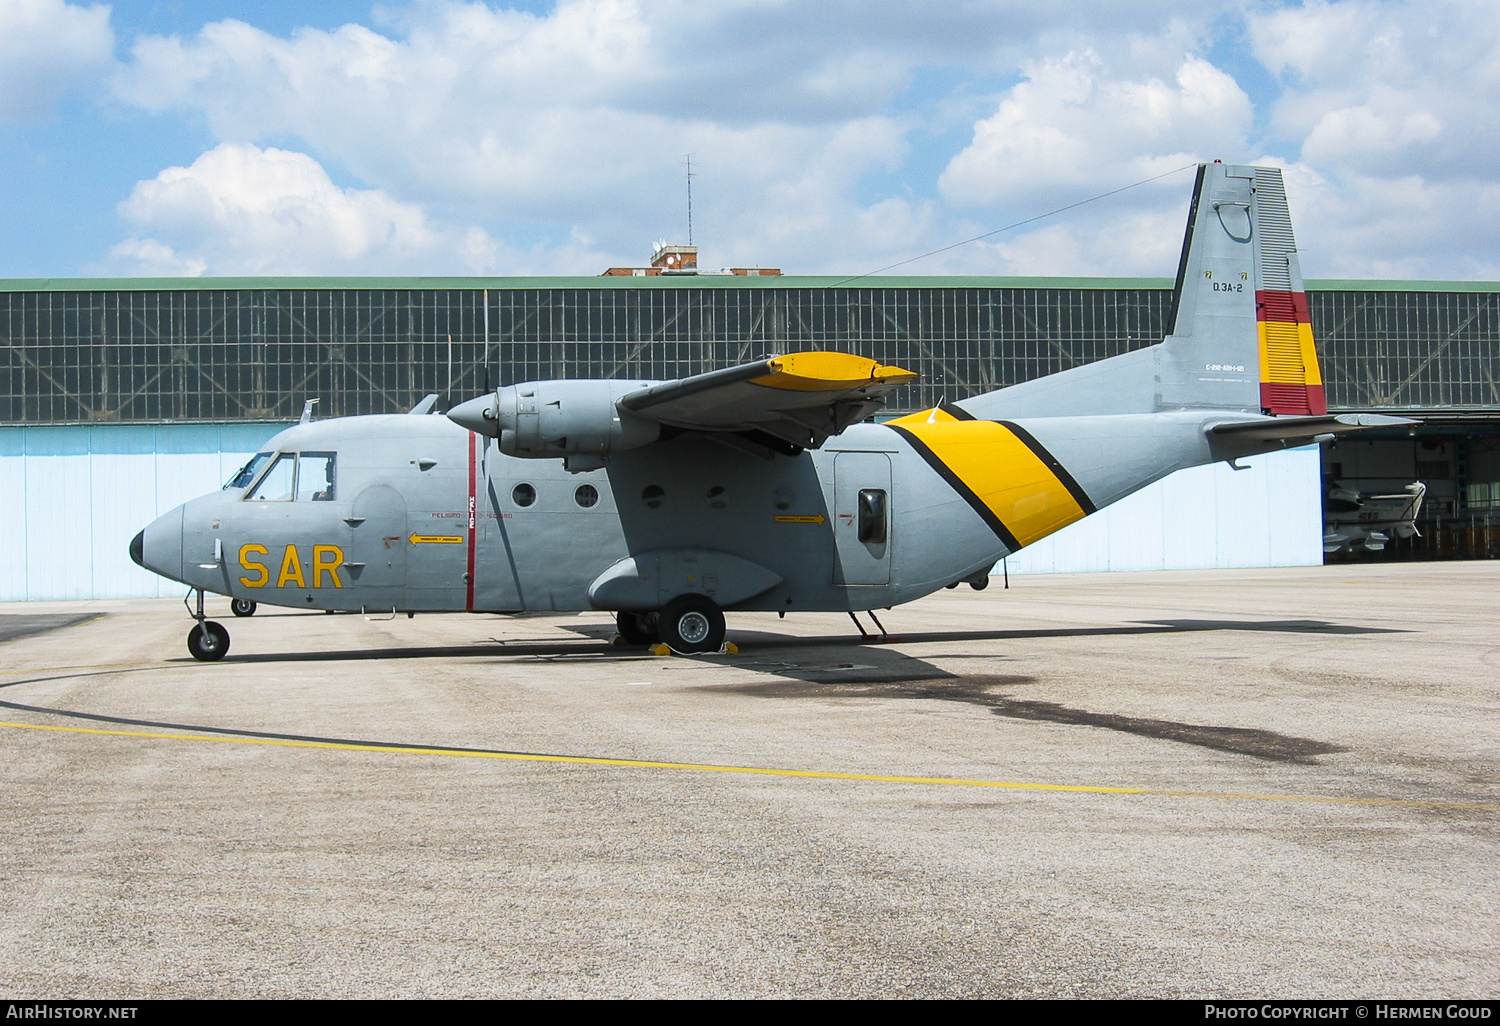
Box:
131 162 1409 661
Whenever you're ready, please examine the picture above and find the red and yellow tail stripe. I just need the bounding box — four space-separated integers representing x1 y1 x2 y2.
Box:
1257 290 1326 415
887 412 1096 551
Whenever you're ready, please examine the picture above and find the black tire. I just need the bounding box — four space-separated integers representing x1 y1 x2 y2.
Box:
188 621 230 662
658 595 725 655
231 598 257 617
616 611 659 646
969 574 989 591
944 581 959 589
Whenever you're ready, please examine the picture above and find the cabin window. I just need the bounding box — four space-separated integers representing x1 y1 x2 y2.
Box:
296 452 337 501
512 483 537 508
857 489 888 544
247 454 296 501
574 484 599 508
707 485 727 509
642 485 665 509
773 486 794 511
227 452 273 490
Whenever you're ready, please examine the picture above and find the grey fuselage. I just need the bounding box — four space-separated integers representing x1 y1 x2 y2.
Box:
136 406 1236 616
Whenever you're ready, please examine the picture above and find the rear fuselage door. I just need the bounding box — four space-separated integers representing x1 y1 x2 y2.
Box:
832 451 892 586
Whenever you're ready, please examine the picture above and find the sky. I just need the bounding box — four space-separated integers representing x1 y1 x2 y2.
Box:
1 0 1496 281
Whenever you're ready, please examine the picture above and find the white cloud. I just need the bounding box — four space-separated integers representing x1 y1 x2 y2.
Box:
939 51 1252 211
103 1 1242 276
102 143 517 276
83 1 1500 281
0 0 112 121
924 49 1251 276
1246 0 1500 277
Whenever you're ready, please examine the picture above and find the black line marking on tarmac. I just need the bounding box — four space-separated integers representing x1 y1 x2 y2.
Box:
0 697 578 761
716 672 1349 764
0 613 105 644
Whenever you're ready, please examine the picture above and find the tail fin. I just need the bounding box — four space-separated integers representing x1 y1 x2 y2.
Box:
1157 161 1326 415
958 161 1326 420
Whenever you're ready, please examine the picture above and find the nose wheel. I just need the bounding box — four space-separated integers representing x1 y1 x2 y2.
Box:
187 621 230 661
183 588 231 661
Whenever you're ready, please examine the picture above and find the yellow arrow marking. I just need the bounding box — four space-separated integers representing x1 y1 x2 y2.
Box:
774 515 827 524
408 534 464 545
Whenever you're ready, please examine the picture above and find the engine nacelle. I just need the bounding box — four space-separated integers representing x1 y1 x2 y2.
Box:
451 379 660 459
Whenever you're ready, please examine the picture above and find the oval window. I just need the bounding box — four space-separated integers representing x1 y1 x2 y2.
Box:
642 485 665 509
707 485 727 509
773 486 794 511
512 483 536 507
575 484 599 508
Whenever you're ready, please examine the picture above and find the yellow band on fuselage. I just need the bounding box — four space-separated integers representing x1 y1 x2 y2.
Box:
892 420 1090 548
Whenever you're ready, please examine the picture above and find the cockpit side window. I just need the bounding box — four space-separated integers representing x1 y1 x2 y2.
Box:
227 452 273 490
246 453 296 501
297 452 337 502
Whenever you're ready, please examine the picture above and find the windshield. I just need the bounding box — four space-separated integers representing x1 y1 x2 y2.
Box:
226 452 273 490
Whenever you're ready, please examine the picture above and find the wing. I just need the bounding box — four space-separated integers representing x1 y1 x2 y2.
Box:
619 351 918 451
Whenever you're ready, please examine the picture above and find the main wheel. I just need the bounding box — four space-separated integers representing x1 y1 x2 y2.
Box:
615 611 659 646
231 598 257 617
187 621 230 662
968 574 989 591
658 595 725 655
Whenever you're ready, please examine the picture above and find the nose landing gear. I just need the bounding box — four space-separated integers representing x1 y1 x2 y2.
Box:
184 588 230 661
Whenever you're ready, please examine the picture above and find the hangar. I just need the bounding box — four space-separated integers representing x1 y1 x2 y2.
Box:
2 262 1497 600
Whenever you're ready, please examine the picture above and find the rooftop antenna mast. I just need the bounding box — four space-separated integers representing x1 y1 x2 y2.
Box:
685 153 696 246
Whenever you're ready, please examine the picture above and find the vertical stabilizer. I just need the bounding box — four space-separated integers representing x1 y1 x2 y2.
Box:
1157 162 1325 415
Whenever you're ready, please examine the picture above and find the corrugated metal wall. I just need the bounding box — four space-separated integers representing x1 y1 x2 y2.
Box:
0 425 1322 602
0 423 281 601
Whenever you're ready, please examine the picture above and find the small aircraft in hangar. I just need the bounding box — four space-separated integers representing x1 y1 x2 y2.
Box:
132 162 1411 660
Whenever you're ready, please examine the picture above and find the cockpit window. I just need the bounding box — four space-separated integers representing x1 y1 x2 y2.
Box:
227 452 273 490
297 452 337 502
246 454 296 501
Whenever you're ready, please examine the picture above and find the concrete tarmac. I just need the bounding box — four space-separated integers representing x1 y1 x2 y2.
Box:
1 562 1497 999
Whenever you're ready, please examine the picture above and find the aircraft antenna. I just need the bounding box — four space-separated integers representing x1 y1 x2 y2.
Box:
685 153 696 246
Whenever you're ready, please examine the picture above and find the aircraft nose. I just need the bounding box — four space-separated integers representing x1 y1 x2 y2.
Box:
448 393 498 436
133 507 185 583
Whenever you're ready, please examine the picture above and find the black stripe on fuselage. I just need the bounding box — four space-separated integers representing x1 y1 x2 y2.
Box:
886 424 1021 551
996 420 1098 515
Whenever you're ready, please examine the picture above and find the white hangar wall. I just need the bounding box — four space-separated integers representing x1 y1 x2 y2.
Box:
0 423 277 602
0 425 1323 602
999 445 1324 574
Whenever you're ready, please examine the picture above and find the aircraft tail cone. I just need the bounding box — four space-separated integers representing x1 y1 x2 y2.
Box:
448 393 498 436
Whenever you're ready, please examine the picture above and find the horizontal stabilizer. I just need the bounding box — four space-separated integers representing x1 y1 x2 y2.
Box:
1209 413 1415 444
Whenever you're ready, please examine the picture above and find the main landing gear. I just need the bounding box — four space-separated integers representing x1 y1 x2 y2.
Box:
658 595 726 655
616 596 727 655
185 588 230 662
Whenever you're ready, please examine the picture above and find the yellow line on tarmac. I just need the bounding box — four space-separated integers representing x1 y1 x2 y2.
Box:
1 719 1495 811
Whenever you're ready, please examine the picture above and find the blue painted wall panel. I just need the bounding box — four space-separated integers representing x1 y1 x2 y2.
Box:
2 425 1323 601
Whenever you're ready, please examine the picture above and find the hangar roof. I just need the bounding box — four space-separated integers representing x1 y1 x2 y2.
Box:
1 275 1498 293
